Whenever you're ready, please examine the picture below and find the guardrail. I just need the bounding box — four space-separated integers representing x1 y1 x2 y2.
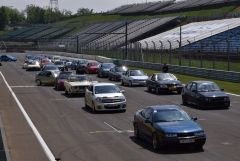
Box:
25 50 240 83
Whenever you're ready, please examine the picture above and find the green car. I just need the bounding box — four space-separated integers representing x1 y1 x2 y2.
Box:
35 70 60 86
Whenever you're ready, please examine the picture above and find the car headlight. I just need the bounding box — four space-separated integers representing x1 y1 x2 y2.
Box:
205 97 210 102
35 61 39 65
120 97 126 102
165 133 177 137
194 131 205 136
96 97 102 103
159 84 167 88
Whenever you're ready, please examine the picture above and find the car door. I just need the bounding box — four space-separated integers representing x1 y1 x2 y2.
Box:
183 82 192 100
122 71 128 83
189 82 198 105
141 108 154 142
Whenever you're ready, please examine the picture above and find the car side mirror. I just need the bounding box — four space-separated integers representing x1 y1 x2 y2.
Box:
192 90 197 93
144 119 152 124
192 117 198 121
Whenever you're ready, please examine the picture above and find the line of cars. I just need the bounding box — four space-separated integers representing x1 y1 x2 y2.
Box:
23 54 231 151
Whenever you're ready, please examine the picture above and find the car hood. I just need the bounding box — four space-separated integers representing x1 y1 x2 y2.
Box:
95 93 124 98
157 80 181 84
68 81 90 86
199 91 228 97
154 120 202 133
130 76 148 80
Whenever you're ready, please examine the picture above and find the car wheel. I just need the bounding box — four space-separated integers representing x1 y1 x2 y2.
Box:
147 85 151 92
92 102 96 113
195 145 203 151
156 87 160 94
182 97 187 105
129 81 133 87
177 89 182 94
36 80 41 86
121 80 125 86
134 124 140 139
152 133 159 150
65 90 69 95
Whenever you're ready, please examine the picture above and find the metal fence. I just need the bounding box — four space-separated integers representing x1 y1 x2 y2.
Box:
38 38 240 72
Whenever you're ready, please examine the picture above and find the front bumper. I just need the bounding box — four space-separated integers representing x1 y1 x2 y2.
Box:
132 80 147 86
94 101 127 111
69 86 88 94
199 100 230 108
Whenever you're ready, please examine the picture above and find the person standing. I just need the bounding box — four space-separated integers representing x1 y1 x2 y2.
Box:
162 63 168 73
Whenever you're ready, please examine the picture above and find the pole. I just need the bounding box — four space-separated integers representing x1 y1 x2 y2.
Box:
180 24 182 48
125 22 128 59
76 35 79 53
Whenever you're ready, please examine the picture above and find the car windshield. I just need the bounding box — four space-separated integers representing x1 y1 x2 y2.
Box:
153 109 190 122
68 75 86 82
115 66 128 72
55 61 64 65
157 73 177 81
129 70 144 76
59 72 72 79
44 66 58 70
89 62 99 66
95 85 121 94
197 82 220 92
102 63 115 69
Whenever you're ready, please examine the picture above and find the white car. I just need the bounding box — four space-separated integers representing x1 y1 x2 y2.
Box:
64 75 91 95
121 70 148 87
85 83 127 112
23 60 41 71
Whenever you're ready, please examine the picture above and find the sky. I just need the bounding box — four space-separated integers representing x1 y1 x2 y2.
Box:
0 0 170 13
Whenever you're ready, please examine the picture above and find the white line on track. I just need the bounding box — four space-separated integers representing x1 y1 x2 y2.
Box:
226 93 240 97
104 122 122 133
11 86 38 88
0 72 56 161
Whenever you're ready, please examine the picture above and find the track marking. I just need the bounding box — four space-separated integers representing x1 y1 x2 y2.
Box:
89 130 133 134
226 93 240 97
11 86 38 88
104 122 122 133
0 72 56 161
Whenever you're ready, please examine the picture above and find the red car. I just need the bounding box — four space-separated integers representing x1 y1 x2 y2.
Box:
55 71 72 90
40 58 52 68
84 61 100 74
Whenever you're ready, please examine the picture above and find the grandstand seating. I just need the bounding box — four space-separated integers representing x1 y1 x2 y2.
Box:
139 17 240 53
108 1 174 14
156 0 240 13
91 16 178 49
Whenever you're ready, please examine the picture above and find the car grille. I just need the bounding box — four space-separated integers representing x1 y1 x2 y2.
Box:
211 97 225 102
177 132 195 138
104 105 121 109
167 84 177 87
102 99 122 103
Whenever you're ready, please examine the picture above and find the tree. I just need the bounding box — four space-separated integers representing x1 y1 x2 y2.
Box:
76 8 93 16
0 7 9 30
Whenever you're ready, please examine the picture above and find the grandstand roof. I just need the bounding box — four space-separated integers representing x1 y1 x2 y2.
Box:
139 17 240 49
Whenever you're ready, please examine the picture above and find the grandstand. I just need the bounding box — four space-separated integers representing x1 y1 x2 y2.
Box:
139 17 240 53
0 26 74 42
91 16 178 49
108 0 240 15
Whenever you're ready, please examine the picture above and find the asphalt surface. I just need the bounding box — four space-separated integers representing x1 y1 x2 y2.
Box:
0 53 240 161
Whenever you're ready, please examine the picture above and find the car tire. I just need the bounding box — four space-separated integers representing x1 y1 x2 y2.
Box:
195 145 203 151
177 89 182 94
129 81 133 87
182 97 187 105
121 80 124 86
152 133 159 150
92 102 96 113
36 80 41 86
147 85 151 92
134 124 140 139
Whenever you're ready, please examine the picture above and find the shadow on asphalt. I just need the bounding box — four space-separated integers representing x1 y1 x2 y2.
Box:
145 89 180 96
81 106 125 114
129 136 204 154
181 103 230 111
61 92 85 98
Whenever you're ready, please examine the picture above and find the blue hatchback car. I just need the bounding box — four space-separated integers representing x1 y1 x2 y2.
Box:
133 105 206 150
0 55 17 62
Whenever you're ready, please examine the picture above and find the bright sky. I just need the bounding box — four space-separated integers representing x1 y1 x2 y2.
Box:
0 0 171 13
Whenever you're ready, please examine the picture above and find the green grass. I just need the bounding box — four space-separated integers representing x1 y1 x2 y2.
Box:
129 67 240 95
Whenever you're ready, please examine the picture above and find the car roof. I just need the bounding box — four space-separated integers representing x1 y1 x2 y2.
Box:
93 83 116 86
147 105 181 111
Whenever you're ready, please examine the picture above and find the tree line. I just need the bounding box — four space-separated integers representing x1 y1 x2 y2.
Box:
0 5 94 30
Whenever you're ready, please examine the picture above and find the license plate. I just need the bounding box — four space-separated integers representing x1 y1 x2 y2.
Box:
180 139 195 144
169 86 176 91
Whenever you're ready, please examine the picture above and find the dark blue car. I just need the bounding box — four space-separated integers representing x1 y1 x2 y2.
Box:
0 55 17 62
133 105 206 150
